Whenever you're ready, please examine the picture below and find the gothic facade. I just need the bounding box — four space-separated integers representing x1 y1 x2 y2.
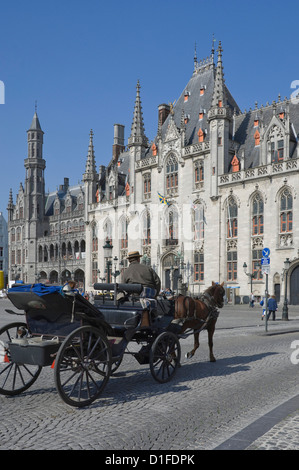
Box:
84 43 299 304
7 113 87 290
7 43 299 303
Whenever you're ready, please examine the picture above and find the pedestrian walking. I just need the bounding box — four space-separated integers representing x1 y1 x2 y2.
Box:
267 295 278 321
250 293 255 308
260 296 267 320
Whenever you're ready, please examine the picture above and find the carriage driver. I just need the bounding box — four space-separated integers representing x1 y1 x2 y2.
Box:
123 251 161 309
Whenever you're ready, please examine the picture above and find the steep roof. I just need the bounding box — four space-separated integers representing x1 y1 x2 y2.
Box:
233 99 299 169
159 48 240 147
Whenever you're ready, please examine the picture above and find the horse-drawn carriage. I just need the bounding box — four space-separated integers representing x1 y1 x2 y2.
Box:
0 281 225 407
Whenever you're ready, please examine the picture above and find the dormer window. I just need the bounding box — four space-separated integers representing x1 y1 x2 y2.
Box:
254 119 259 127
279 112 285 120
254 130 260 147
231 155 240 173
200 85 206 96
184 91 190 102
199 109 205 120
151 143 157 156
198 128 204 143
184 114 190 124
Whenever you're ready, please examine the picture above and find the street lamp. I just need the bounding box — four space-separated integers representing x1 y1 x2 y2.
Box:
103 240 113 283
282 257 290 321
243 262 256 294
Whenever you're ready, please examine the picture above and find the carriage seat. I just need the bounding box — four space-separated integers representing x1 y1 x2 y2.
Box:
97 305 143 335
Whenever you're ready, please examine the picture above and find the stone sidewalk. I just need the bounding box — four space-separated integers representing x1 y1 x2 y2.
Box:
215 303 299 450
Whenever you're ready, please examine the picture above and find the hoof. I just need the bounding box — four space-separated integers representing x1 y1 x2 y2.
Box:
185 352 194 359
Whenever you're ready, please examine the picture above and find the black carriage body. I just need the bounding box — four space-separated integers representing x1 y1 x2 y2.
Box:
7 284 111 337
2 283 180 405
6 284 112 367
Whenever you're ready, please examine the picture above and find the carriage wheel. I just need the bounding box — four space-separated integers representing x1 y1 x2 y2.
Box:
0 322 42 396
54 325 112 407
149 332 181 383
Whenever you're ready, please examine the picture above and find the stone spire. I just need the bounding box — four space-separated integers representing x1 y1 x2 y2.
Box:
27 110 44 159
7 188 13 222
128 80 148 148
7 188 13 210
29 111 42 131
83 129 97 181
211 41 226 108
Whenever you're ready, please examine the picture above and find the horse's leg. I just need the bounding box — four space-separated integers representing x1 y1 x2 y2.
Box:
186 331 200 359
207 320 216 362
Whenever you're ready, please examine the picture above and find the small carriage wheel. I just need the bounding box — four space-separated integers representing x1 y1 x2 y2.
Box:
149 332 181 383
0 322 42 396
54 325 112 407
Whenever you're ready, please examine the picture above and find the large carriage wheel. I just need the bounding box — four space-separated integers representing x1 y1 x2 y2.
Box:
0 322 42 396
149 332 181 383
54 325 112 407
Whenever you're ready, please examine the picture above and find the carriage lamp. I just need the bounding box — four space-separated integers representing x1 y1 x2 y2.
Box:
282 258 290 321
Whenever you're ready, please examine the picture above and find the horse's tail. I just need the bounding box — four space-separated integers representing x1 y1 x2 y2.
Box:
184 296 195 318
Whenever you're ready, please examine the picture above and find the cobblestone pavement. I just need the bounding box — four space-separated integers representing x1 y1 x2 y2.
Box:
0 299 298 451
246 409 299 450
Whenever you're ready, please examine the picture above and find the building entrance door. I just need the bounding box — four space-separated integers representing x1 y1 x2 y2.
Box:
164 268 179 291
290 265 299 305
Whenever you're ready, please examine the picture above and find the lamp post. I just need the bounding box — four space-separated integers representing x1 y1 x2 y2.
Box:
103 240 113 283
175 252 184 294
243 262 256 295
282 257 290 321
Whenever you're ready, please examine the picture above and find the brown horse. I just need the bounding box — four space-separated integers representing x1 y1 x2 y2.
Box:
174 282 225 362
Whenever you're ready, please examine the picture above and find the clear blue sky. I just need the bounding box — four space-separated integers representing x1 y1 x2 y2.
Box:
0 0 298 216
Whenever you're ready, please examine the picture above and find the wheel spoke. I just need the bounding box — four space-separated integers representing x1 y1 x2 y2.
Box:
150 332 181 383
54 326 111 407
0 323 42 396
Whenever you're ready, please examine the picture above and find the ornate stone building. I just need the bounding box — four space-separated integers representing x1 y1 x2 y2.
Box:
7 112 87 290
7 42 299 304
84 42 299 304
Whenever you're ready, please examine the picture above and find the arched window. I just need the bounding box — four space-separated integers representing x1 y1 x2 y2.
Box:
143 173 151 199
193 203 205 241
67 241 72 259
164 206 178 246
142 212 151 246
194 160 204 188
104 219 112 242
227 198 238 238
92 224 98 252
280 188 293 233
252 194 264 235
166 154 178 193
120 218 128 249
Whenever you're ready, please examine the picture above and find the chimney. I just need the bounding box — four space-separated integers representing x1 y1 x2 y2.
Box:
158 103 170 128
64 177 69 191
113 124 125 162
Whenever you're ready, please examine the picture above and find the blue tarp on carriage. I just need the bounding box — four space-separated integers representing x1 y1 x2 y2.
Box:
8 283 63 296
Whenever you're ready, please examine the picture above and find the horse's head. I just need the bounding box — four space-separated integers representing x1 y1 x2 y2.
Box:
210 281 225 308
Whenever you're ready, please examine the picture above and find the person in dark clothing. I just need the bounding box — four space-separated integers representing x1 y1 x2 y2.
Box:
123 251 161 296
267 295 278 321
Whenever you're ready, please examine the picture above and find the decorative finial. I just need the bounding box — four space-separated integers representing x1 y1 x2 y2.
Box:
212 33 216 54
35 100 37 113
